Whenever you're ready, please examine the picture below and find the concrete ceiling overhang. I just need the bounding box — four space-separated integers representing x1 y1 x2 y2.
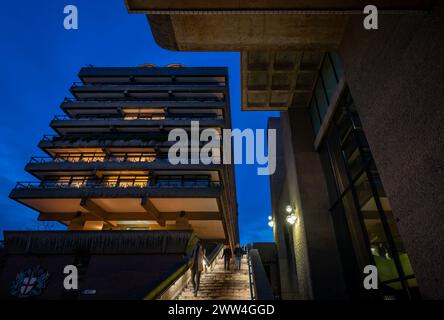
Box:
125 0 433 52
242 50 324 110
125 0 433 13
125 0 434 110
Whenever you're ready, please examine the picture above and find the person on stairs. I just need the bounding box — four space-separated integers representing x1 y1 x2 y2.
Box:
234 243 243 271
222 244 232 271
190 240 205 297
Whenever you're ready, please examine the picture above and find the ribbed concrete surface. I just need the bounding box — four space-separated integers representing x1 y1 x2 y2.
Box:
178 257 251 300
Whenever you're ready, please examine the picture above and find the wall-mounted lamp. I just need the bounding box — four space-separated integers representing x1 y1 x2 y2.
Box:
268 215 274 228
285 205 298 225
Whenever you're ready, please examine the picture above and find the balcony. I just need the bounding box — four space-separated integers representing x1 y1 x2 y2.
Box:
10 177 223 212
77 66 228 85
40 133 169 143
59 99 226 119
28 154 221 164
50 114 225 135
70 82 226 101
30 153 157 163
25 154 222 178
52 114 223 121
13 179 221 190
38 133 212 152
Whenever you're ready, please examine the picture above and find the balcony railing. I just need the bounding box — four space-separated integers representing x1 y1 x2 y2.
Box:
28 155 221 164
62 97 225 103
41 134 59 141
71 81 225 87
29 155 160 164
13 180 221 190
52 115 223 121
40 134 171 143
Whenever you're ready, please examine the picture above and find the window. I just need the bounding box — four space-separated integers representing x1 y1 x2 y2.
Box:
321 56 338 103
329 52 344 80
318 86 419 300
315 80 329 119
309 98 321 135
308 52 344 135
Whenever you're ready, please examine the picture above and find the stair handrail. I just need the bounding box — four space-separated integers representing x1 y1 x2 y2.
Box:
248 249 275 300
144 260 190 300
247 247 255 300
153 243 224 300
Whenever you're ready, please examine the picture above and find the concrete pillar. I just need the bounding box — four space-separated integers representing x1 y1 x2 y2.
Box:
339 3 444 298
68 215 85 230
282 109 347 299
175 212 191 229
269 117 299 299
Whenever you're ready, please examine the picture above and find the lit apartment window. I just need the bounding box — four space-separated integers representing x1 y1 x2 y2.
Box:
54 153 106 162
102 175 149 188
108 153 156 163
123 113 166 120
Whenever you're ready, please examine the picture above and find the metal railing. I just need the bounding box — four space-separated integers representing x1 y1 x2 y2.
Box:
247 249 255 300
39 134 169 143
154 243 224 300
41 134 59 141
248 249 275 300
62 97 225 103
14 180 221 190
28 155 221 164
52 114 223 121
29 155 158 164
71 81 226 87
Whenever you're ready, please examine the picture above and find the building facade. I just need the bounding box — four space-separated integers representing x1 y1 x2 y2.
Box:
9 65 239 246
0 65 240 299
126 1 444 299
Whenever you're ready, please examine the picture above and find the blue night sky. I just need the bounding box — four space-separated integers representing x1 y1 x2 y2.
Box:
0 1 277 244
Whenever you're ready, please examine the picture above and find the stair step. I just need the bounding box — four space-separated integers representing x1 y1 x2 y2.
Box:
177 256 251 300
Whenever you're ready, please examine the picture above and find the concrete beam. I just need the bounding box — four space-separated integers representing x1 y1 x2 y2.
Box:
38 211 221 221
67 214 86 231
80 198 117 227
126 1 432 52
141 197 166 226
126 0 433 12
146 14 347 52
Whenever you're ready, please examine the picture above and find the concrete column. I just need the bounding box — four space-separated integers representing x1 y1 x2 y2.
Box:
68 215 85 230
282 109 347 299
269 117 299 299
339 3 444 299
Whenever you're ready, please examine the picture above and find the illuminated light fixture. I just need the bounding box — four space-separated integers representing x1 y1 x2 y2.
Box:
268 215 274 228
285 204 298 225
286 214 297 225
138 63 156 68
167 63 185 68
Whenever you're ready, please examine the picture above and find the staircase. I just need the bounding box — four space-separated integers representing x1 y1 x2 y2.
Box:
177 256 251 300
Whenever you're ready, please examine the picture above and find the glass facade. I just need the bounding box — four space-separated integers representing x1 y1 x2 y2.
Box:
309 52 344 136
315 86 419 300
